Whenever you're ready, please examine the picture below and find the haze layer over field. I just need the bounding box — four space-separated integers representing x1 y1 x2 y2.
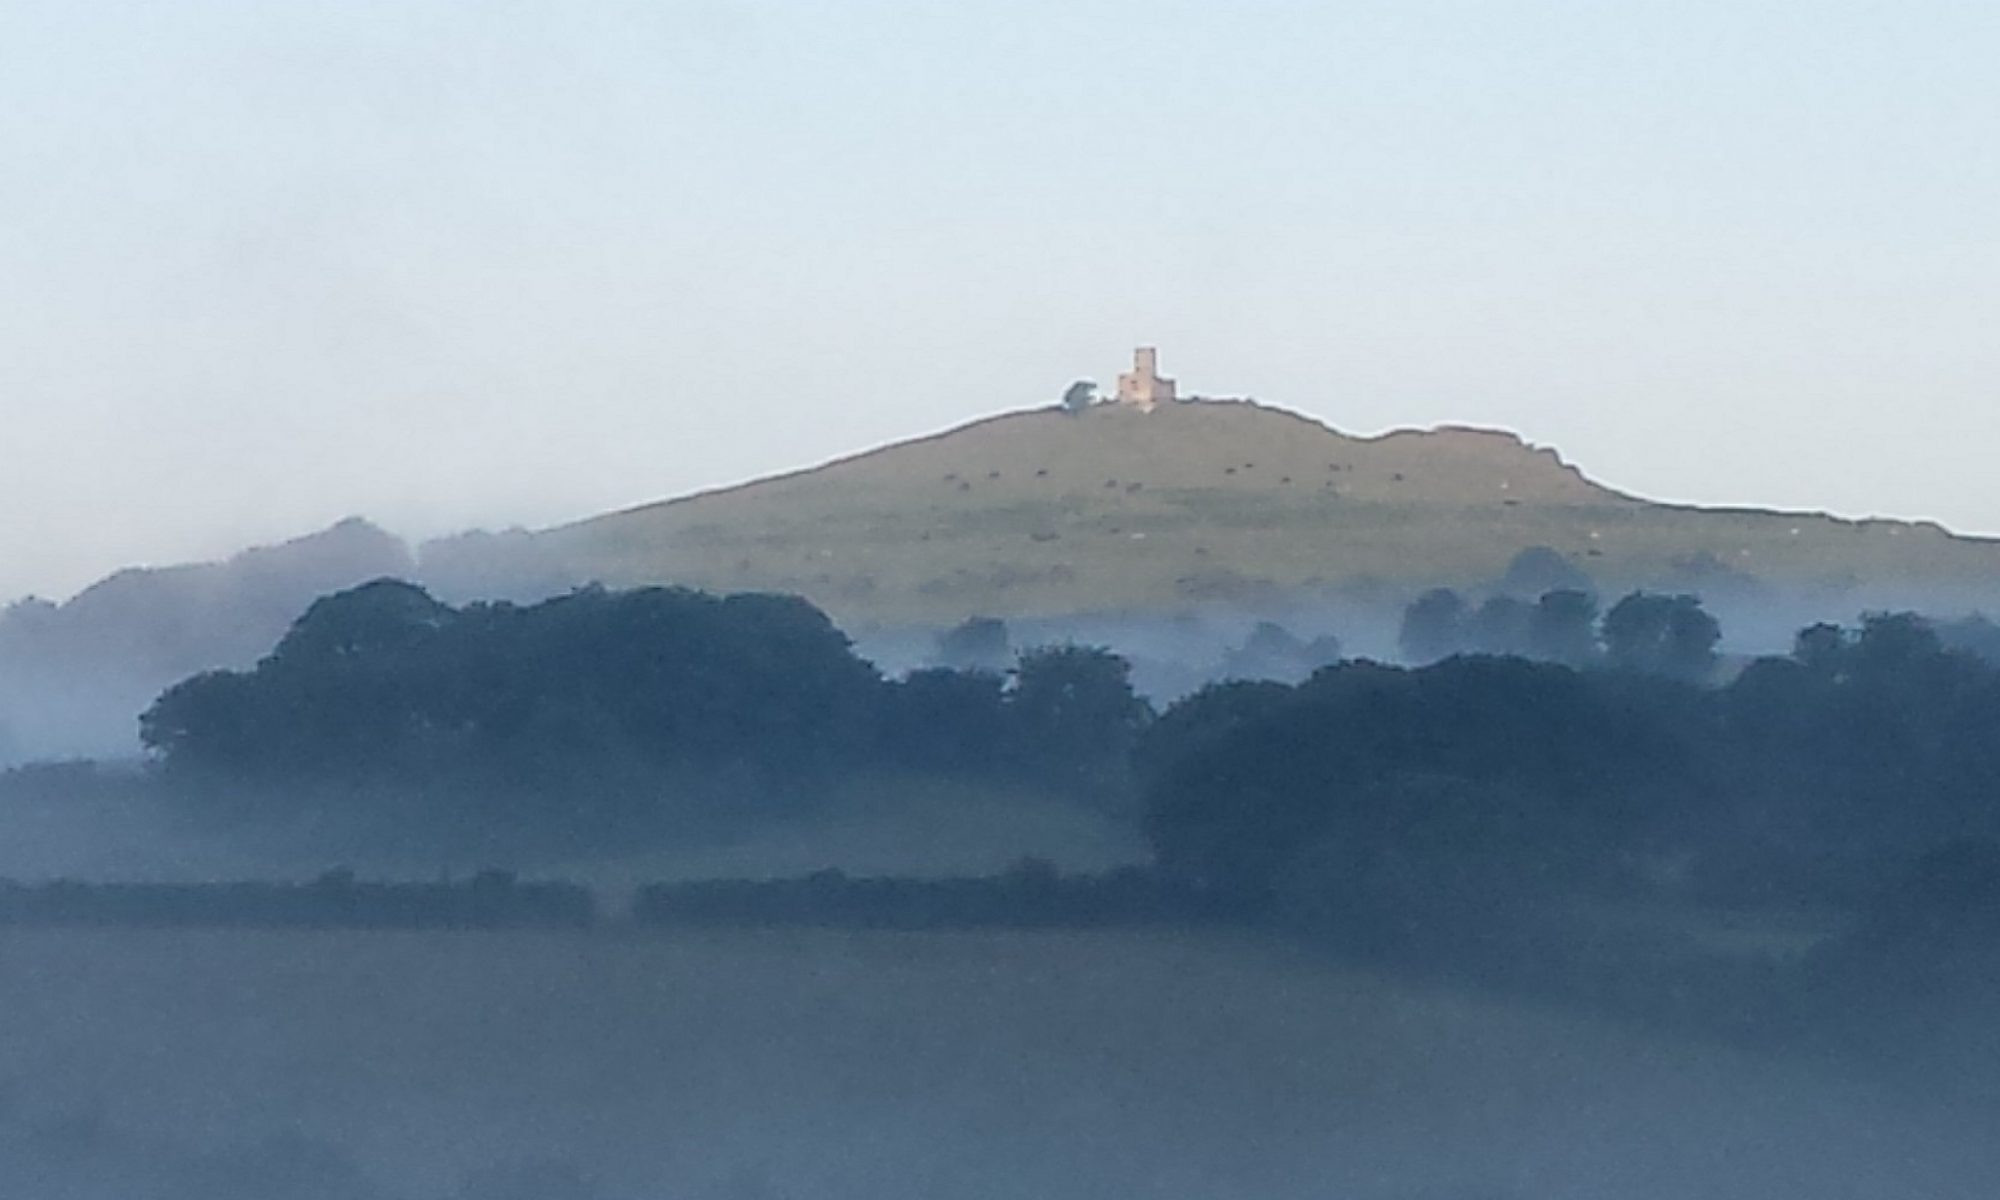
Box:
3 926 1995 1200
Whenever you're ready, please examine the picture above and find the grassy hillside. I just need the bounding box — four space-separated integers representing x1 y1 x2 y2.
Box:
2 926 1994 1199
538 401 2000 626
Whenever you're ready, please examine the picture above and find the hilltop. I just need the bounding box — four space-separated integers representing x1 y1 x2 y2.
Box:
532 399 2000 625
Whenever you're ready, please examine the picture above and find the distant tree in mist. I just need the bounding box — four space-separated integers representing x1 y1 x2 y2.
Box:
1061 379 1097 413
1219 621 1342 683
1527 588 1599 666
1601 592 1720 681
1466 595 1532 656
1402 586 1604 667
1399 588 1468 664
1937 613 2000 664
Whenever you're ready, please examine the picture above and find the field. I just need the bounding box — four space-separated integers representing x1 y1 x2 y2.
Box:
526 401 2000 627
2 925 1995 1199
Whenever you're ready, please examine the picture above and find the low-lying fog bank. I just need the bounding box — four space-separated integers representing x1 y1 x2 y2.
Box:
0 771 1146 889
1 926 1994 1200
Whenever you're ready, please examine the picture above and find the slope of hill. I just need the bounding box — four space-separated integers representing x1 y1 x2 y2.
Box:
0 518 412 762
539 400 2000 626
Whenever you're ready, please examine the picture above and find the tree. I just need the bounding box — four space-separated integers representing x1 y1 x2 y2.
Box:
1060 379 1097 414
1007 644 1152 796
1793 622 1848 675
264 578 452 670
1142 656 1692 908
1466 595 1532 656
1528 588 1599 666
1219 621 1342 684
141 668 276 776
1852 611 1943 675
140 582 889 830
880 667 1007 773
1600 592 1720 681
1134 678 1295 791
1398 588 1467 664
1937 614 2000 665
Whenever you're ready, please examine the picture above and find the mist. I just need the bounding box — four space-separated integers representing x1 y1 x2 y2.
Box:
7 3 2000 1191
0 923 1994 1200
0 570 1997 1196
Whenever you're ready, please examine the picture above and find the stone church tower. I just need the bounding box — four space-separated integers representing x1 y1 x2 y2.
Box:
1114 346 1177 412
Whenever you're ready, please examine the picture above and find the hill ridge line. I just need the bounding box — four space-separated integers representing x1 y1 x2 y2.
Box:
554 398 1986 543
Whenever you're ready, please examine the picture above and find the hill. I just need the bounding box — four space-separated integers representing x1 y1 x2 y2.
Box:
11 399 2000 761
0 518 412 762
534 400 2000 626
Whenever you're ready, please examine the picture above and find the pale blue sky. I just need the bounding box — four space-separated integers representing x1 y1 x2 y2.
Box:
2 1 1995 598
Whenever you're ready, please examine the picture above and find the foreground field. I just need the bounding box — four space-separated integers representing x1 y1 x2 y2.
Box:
0 926 1993 1199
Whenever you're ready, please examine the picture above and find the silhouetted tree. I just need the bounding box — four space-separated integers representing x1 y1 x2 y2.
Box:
1060 379 1097 413
1133 678 1295 791
1219 621 1343 683
1399 588 1467 664
1467 595 1532 656
1008 644 1153 797
1851 611 1943 675
1601 592 1720 681
1143 656 1693 908
880 667 1007 774
1528 588 1599 666
142 581 886 830
141 669 278 778
1793 621 1848 675
264 578 451 669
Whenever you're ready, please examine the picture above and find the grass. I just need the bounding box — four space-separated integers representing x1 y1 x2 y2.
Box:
532 401 2000 627
1 924 1996 1199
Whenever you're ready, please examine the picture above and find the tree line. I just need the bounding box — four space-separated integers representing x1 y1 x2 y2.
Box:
139 577 2000 914
1398 586 1721 678
0 869 592 930
1147 610 2000 916
141 580 1152 848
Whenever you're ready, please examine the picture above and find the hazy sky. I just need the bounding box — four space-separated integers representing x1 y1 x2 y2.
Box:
2 0 1995 600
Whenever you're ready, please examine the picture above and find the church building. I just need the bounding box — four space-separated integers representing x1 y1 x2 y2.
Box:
1114 346 1177 412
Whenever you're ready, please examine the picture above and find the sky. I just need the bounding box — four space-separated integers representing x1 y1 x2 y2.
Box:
1 0 1995 600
